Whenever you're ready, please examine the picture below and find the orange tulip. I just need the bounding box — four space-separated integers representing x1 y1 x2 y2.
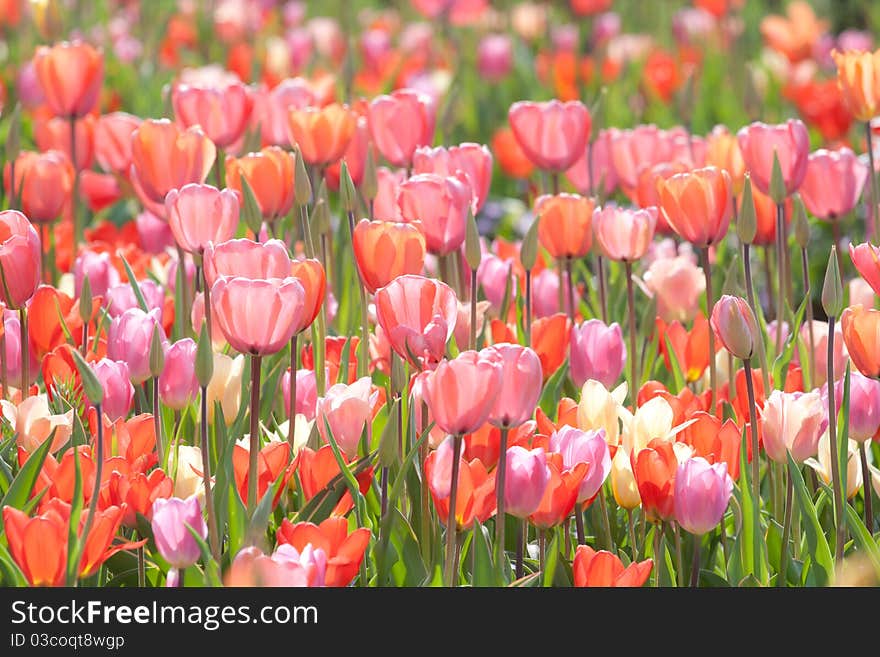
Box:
676 411 741 480
4 150 74 223
656 166 732 247
232 441 297 509
760 1 827 64
705 125 746 193
491 126 534 180
287 103 356 167
105 468 173 527
528 455 587 529
842 304 880 378
573 545 653 587
832 49 880 122
289 258 326 333
33 40 104 118
656 314 714 383
463 420 536 470
302 336 361 385
225 146 296 221
531 313 571 379
33 114 95 171
27 285 100 357
352 219 426 293
129 119 216 214
297 444 374 516
633 437 677 523
535 193 595 260
425 442 496 531
276 517 371 587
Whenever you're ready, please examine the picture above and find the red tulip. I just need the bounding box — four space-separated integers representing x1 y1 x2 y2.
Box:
573 545 653 587
632 437 677 523
232 441 297 508
508 99 590 172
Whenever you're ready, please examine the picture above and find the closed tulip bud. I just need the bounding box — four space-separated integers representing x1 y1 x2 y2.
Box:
195 322 214 388
464 208 481 271
792 195 810 248
674 457 733 535
149 325 165 379
769 152 787 205
92 358 134 421
504 446 550 518
361 148 378 202
0 210 41 310
822 247 844 318
316 377 375 459
294 148 312 206
520 217 539 271
737 176 757 244
710 294 759 360
339 161 358 214
312 197 331 236
71 348 104 405
79 275 93 324
611 447 640 510
378 398 400 468
151 496 207 570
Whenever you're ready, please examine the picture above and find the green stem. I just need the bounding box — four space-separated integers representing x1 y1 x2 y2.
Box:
777 466 793 587
860 441 874 533
247 354 262 515
574 502 586 545
743 358 761 504
801 247 816 389
79 403 105 579
288 334 298 446
18 307 28 397
597 255 608 324
70 116 82 246
673 522 683 587
200 385 221 563
443 434 463 587
775 203 785 354
743 242 770 393
826 316 845 562
0 333 7 400
690 536 701 588
865 121 879 240
469 268 478 351
153 377 163 467
701 247 716 408
524 269 532 347
625 261 639 398
565 257 577 322
495 427 509 560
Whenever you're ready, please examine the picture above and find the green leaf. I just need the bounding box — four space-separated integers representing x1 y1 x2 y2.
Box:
65 441 85 585
0 435 54 533
541 532 560 587
538 361 567 417
469 521 497 587
843 503 880 577
787 452 834 586
663 333 687 393
118 253 150 313
0 541 27 586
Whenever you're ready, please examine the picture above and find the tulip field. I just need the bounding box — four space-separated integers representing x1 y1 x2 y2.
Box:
2 0 880 591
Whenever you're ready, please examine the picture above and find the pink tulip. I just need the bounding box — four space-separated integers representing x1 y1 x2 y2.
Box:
736 119 810 197
423 350 501 436
368 89 436 168
504 446 550 518
172 80 254 148
136 210 175 255
799 148 868 220
842 372 880 442
316 377 376 458
565 129 618 197
151 496 207 570
481 343 542 429
0 211 41 310
643 254 705 323
532 268 568 318
374 275 458 367
710 294 759 360
477 34 512 82
2 312 38 389
74 250 120 298
476 254 516 309
794 320 848 387
569 319 627 389
282 368 318 420
850 242 880 297
165 183 239 256
592 205 657 262
674 457 733 535
508 99 590 172
549 425 611 503
850 278 875 309
211 276 305 356
607 124 684 192
92 358 134 422
108 308 165 384
761 390 826 464
159 339 199 410
397 172 473 256
203 238 291 288
271 544 327 587
252 78 316 146
453 300 489 354
34 116 94 170
226 545 325 587
372 167 406 221
105 279 165 319
94 112 141 175
412 143 493 211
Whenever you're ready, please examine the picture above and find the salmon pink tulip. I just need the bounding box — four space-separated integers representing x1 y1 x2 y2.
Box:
203 238 292 288
423 350 502 436
841 304 880 378
656 166 733 247
592 205 657 262
535 193 595 259
368 89 436 167
799 148 867 220
287 103 356 166
397 172 473 256
225 147 296 221
172 79 254 148
352 219 426 293
0 210 41 309
33 40 103 118
481 343 542 429
165 183 239 255
412 143 493 211
736 119 810 197
4 151 74 223
316 377 376 459
94 112 141 175
508 99 590 172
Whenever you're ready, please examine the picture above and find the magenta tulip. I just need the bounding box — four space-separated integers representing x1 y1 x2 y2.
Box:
569 319 626 389
549 425 611 503
674 457 733 535
92 358 134 422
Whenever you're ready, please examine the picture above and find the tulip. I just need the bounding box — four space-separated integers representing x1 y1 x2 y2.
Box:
849 278 875 310
508 99 590 173
710 294 759 360
620 395 675 455
212 276 305 356
656 166 733 248
151 496 208 580
794 320 848 387
282 368 318 420
850 242 880 297
805 432 863 500
397 172 473 256
761 389 826 463
225 146 296 221
372 167 406 221
841 304 880 377
550 425 611 503
482 343 542 429
424 437 496 529
569 320 626 389
172 79 254 148
105 279 165 319
165 183 239 256
674 457 733 535
170 445 205 502
0 210 41 309
424 351 501 437
799 148 867 220
203 238 292 289
477 34 513 83
4 151 75 223
845 372 880 442
298 444 375 517
129 119 216 213
289 258 326 334
375 274 458 367
831 48 880 122
136 210 174 254
316 377 375 459
535 193 595 260
352 219 426 293
0 393 72 453
368 89 436 167
577 380 626 448
643 254 705 323
33 115 95 171
107 469 173 527
504 446 550 518
4 312 39 390
287 103 356 167
491 126 534 180
592 205 657 262
107 308 164 384
232 441 295 509
73 250 119 298
736 119 810 197
705 125 746 192
529 458 587 529
92 358 134 422
573 545 652 587
611 446 641 510
206 352 245 424
412 143 493 212
159 339 198 410
225 545 325 587
33 40 103 118
632 437 678 523
275 516 371 587
253 78 316 146
94 112 141 175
